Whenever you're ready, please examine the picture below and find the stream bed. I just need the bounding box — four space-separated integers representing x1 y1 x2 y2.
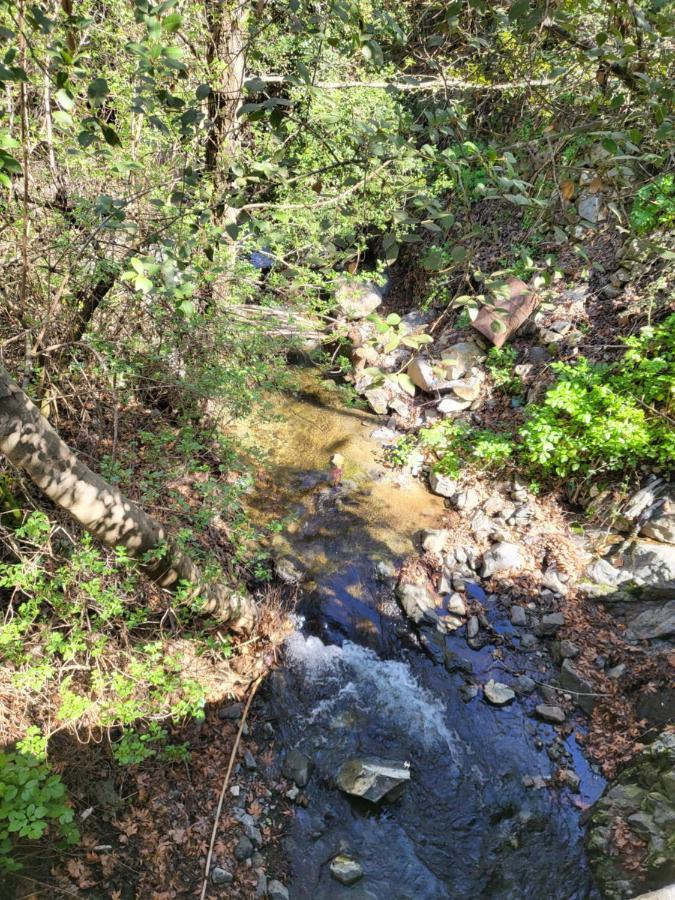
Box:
238 372 605 899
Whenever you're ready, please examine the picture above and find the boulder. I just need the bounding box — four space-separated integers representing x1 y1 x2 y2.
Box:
330 855 364 886
396 581 440 626
481 542 523 577
623 539 675 588
336 757 410 803
484 680 515 706
641 497 675 543
335 278 382 319
428 472 457 498
636 687 675 732
588 732 675 899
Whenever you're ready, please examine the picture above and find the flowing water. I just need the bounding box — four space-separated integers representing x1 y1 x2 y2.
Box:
236 371 604 899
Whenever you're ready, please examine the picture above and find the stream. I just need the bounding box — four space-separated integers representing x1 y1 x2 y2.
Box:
239 371 605 899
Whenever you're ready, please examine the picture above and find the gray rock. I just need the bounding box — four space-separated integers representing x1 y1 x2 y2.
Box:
268 880 290 900
244 749 257 771
467 616 479 639
635 686 675 731
484 680 515 706
541 684 558 704
578 190 603 224
453 488 481 512
335 278 382 319
511 605 527 626
606 663 626 679
282 749 311 788
536 704 566 724
336 757 410 803
521 633 538 649
218 703 243 720
585 558 630 586
460 684 479 702
363 387 390 415
447 375 483 402
234 835 254 861
481 542 522 577
330 855 364 885
560 769 581 792
541 569 568 595
539 612 565 636
255 871 268 898
559 660 596 715
515 675 536 695
212 867 233 885
422 529 449 555
408 356 448 393
559 639 580 659
396 581 439 626
446 592 467 616
428 471 457 498
640 493 675 544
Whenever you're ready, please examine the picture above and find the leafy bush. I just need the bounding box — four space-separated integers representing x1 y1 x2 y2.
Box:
486 345 523 396
630 174 675 235
519 316 674 479
0 741 79 871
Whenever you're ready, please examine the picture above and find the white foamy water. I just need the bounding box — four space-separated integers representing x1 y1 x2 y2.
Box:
285 633 458 752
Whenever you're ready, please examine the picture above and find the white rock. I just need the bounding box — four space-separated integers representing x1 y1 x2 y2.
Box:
330 855 363 885
336 757 410 802
437 396 471 415
447 592 467 616
428 472 457 498
440 342 485 379
447 374 483 402
484 680 515 706
422 529 449 555
407 356 447 393
481 542 522 577
335 278 382 319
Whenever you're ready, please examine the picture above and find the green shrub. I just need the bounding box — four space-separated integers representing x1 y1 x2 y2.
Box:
630 174 675 235
486 345 523 396
0 737 79 871
519 315 674 479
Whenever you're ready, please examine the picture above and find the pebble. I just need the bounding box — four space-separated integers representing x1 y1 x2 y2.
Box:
467 616 479 639
244 749 257 771
536 704 566 724
212 867 233 885
540 612 565 636
515 675 536 695
521 633 538 649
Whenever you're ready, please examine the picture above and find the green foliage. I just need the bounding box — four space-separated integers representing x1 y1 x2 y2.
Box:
519 316 674 480
112 722 189 766
630 175 675 235
486 346 523 396
0 744 79 871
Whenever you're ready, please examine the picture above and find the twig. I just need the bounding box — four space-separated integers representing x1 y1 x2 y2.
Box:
199 675 263 900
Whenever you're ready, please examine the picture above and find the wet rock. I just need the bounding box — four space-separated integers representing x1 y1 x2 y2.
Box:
234 835 254 861
536 704 566 724
335 278 382 319
374 559 397 584
521 633 538 649
515 675 536 695
282 749 311 788
559 660 596 715
481 542 522 577
588 732 675 899
396 581 440 627
275 556 305 585
511 605 527 626
428 471 457 498
539 612 565 636
422 529 449 555
336 757 410 803
484 680 515 706
467 616 479 639
460 684 479 702
444 651 473 675
560 769 581 792
212 867 233 885
268 880 290 900
330 855 364 885
453 488 481 512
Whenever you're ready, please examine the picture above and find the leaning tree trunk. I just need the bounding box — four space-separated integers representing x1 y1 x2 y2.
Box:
0 365 256 631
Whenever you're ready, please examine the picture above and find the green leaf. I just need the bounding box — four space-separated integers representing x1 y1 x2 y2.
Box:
163 12 182 32
196 83 211 100
100 125 122 147
52 110 73 129
397 373 416 397
385 313 401 326
134 275 153 294
87 78 109 100
55 89 75 111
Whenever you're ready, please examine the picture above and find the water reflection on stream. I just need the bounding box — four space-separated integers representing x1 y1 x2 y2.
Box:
236 371 602 899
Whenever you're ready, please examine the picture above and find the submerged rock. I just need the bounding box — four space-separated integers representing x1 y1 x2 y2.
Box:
536 704 566 724
336 757 410 803
588 732 675 899
330 855 364 885
484 680 515 706
282 749 311 787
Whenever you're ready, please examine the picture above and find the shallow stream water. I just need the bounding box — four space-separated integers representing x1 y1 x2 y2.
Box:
237 371 604 900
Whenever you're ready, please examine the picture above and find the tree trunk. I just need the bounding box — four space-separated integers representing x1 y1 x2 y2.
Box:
0 365 256 631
